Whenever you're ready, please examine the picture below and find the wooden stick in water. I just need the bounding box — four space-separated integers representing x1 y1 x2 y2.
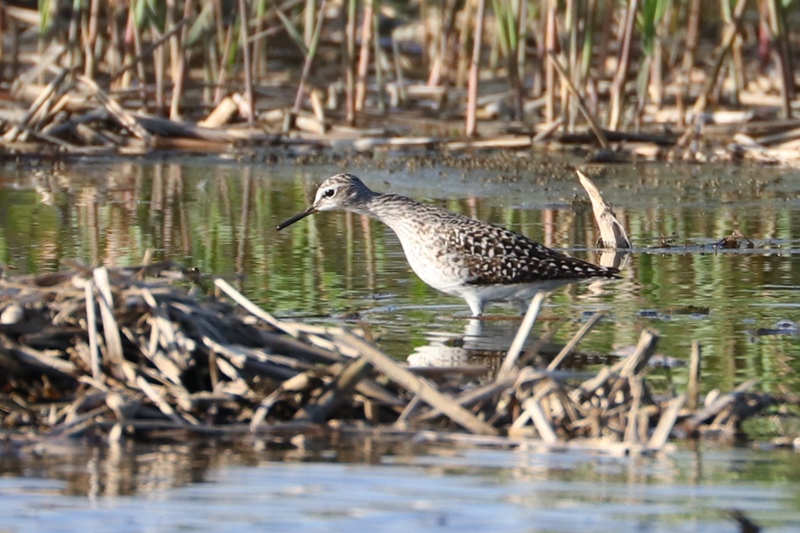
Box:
498 292 547 379
547 312 604 370
576 170 631 248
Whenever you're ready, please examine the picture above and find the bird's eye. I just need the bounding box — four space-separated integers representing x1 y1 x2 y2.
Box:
323 188 335 198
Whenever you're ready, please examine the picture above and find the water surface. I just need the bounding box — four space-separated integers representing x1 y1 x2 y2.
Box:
1 157 799 531
2 439 799 532
1 157 798 393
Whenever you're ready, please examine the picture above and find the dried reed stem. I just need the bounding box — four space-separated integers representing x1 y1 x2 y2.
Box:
608 0 639 130
238 0 255 124
465 0 486 136
355 0 374 112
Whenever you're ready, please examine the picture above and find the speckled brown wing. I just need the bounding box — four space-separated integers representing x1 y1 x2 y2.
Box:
441 217 618 286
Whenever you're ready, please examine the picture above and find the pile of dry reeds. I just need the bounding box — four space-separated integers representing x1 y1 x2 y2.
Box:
0 262 781 454
2 2 800 162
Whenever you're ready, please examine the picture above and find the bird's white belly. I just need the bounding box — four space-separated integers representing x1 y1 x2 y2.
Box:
451 281 560 304
401 241 469 295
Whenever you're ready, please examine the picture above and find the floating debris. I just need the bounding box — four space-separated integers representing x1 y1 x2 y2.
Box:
666 305 711 317
716 231 755 250
755 319 800 336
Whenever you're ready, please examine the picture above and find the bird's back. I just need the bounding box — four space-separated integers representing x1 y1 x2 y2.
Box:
445 218 617 285
370 194 618 289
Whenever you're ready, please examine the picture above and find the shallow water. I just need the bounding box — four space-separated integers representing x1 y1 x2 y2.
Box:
1 439 799 532
2 157 799 392
0 156 799 530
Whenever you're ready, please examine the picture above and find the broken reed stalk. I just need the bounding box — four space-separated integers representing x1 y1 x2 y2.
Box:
564 0 577 129
679 0 748 147
83 0 100 78
492 0 524 119
684 378 758 432
214 278 299 337
647 394 686 450
413 375 518 423
92 267 125 375
292 0 327 117
766 0 794 118
238 0 255 124
4 67 67 142
515 0 528 99
547 51 609 148
608 0 638 130
576 169 631 248
354 0 374 112
152 16 166 114
624 374 643 443
345 0 357 124
465 0 487 137
621 329 658 377
682 0 701 78
515 396 558 443
214 15 236 104
84 278 100 379
78 75 152 144
544 0 557 124
370 2 385 112
455 0 474 89
169 1 193 120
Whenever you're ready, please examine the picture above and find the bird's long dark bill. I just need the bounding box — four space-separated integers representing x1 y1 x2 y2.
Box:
276 206 317 230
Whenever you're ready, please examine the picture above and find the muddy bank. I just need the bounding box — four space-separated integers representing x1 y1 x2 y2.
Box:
1 3 800 164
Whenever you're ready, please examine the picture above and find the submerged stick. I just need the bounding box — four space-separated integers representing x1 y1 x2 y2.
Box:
547 312 604 370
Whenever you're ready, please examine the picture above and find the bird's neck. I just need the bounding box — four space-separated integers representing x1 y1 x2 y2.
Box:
357 193 420 226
